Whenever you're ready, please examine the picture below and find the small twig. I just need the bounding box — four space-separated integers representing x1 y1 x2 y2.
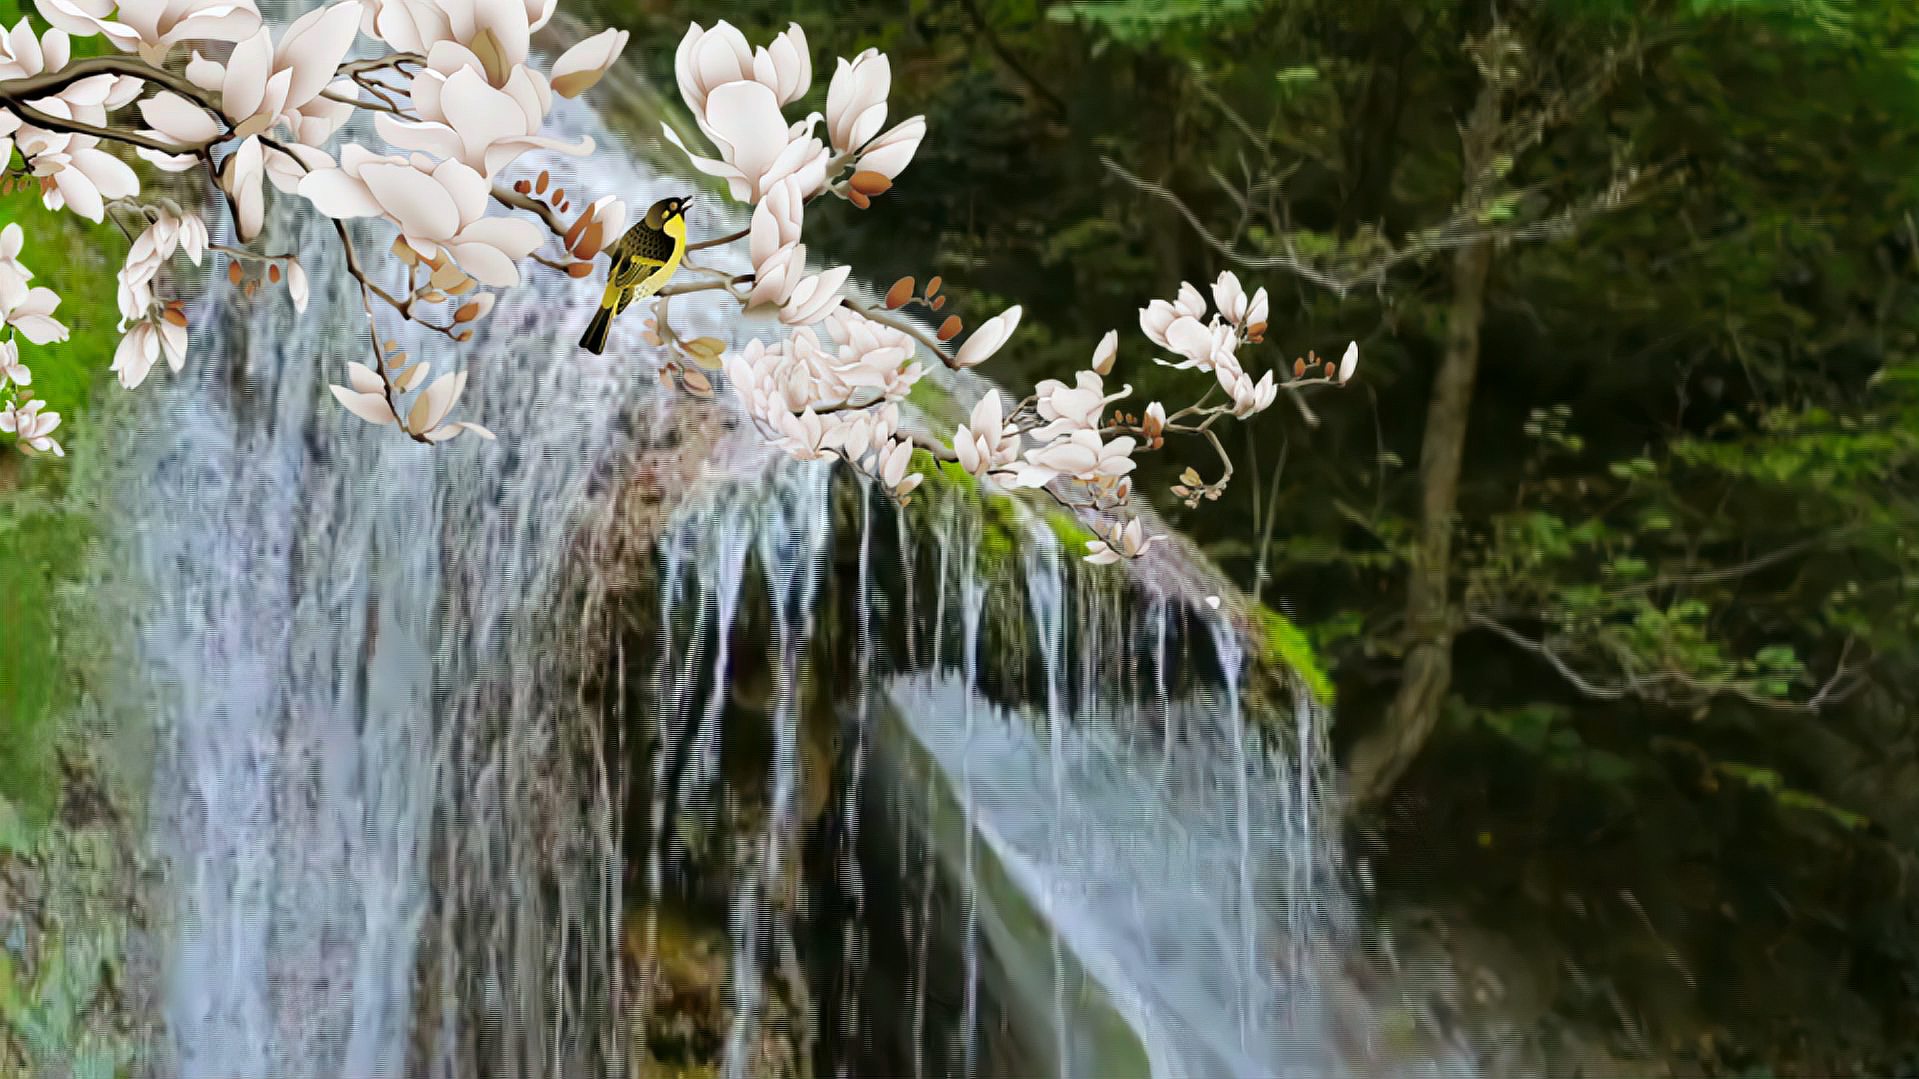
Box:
841 297 955 367
688 224 749 252
493 184 568 235
320 87 410 116
331 218 428 443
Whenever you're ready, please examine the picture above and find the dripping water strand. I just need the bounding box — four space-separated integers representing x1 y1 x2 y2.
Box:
958 531 984 1079
721 463 832 1079
836 483 875 1079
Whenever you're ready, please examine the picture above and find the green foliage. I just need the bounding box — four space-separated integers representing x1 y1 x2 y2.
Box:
1042 509 1094 555
1046 0 1269 47
1714 762 1870 831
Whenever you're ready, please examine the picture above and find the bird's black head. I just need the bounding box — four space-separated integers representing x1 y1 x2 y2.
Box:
645 195 694 228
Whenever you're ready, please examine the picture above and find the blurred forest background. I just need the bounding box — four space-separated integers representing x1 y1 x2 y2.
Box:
4 0 1919 1072
603 0 1919 1072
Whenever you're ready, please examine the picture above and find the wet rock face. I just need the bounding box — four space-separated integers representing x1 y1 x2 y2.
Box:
0 764 151 1079
596 449 1356 1079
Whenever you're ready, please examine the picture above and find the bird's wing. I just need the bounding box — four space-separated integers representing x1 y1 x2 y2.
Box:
610 251 669 289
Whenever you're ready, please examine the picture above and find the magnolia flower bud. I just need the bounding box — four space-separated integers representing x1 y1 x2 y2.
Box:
954 305 1021 368
1091 329 1118 376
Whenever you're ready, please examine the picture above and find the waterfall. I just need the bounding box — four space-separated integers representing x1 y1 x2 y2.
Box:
108 82 744 1076
97 18 1476 1077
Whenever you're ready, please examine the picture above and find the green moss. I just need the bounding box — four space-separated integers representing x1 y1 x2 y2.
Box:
1044 510 1096 557
906 377 964 429
913 451 1025 581
0 794 139 1079
1253 604 1335 706
0 490 92 820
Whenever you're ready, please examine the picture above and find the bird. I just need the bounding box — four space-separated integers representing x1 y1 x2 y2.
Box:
577 194 693 355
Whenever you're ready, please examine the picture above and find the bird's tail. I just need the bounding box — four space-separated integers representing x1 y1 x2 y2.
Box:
579 289 619 354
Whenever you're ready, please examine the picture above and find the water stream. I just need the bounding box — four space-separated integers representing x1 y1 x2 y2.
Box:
98 16 1471 1078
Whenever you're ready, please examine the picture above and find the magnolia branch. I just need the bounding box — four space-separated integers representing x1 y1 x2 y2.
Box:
332 220 431 443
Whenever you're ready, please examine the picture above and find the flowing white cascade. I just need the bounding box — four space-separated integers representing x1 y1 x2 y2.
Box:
110 85 737 1077
96 20 1478 1078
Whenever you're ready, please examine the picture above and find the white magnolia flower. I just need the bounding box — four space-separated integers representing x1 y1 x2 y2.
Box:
427 0 555 85
825 47 887 153
121 212 182 294
0 224 27 281
874 436 921 497
15 103 139 223
330 360 397 424
1246 286 1269 331
116 259 155 323
665 78 829 204
1212 270 1248 325
0 397 63 456
298 146 544 286
1010 429 1137 489
1090 329 1118 376
550 26 629 98
408 368 493 441
779 264 850 325
819 307 920 402
218 135 267 239
953 304 1020 368
1032 369 1128 442
953 389 1019 477
1162 315 1236 373
1083 518 1158 565
1216 354 1277 417
375 61 592 178
749 23 810 107
750 176 804 266
666 21 829 204
286 259 309 312
1174 280 1206 318
1337 340 1359 383
1140 400 1166 448
855 113 924 180
746 241 808 308
36 0 261 63
0 264 69 344
0 339 29 388
673 19 754 117
109 317 188 388
772 406 833 460
0 17 72 79
1138 298 1178 350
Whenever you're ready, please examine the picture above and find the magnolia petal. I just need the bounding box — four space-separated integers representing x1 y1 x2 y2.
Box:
331 384 397 424
550 26 627 98
139 90 222 144
346 360 383 394
298 166 382 218
277 0 363 110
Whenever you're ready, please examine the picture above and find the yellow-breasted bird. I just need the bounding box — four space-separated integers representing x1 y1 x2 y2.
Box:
578 194 692 355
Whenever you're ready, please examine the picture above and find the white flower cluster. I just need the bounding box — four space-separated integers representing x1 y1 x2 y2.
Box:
3 0 628 435
656 20 1364 564
723 307 924 498
0 224 68 457
3 2 1366 568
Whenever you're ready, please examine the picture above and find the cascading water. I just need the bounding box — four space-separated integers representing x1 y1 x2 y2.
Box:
107 73 744 1076
98 14 1476 1077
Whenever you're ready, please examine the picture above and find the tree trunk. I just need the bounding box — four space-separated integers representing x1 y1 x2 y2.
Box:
1345 236 1494 809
